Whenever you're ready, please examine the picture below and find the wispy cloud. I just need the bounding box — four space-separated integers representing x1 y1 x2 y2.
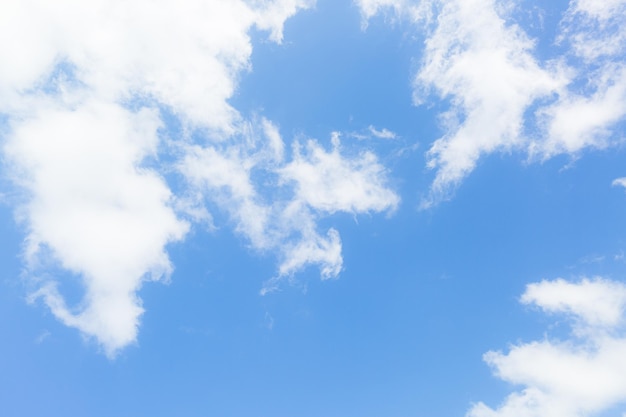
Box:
35 330 51 344
348 126 398 140
613 177 626 189
469 277 626 417
560 0 626 61
355 0 434 24
368 126 397 139
180 123 399 293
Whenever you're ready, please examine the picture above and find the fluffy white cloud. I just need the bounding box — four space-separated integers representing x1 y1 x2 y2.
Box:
468 278 626 417
415 0 566 205
280 134 399 213
536 67 626 157
181 123 399 291
0 0 313 130
534 0 626 159
358 0 626 206
522 278 626 329
0 0 314 356
4 99 189 357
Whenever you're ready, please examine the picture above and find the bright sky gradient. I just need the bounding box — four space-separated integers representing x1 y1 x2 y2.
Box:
2 0 626 416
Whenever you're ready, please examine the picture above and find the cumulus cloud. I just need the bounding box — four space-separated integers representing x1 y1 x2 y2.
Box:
522 278 626 329
419 0 566 204
0 0 316 356
358 0 626 206
5 99 188 357
468 277 626 417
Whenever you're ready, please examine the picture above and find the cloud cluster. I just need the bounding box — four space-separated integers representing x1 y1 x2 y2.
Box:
5 0 622 362
469 277 626 417
0 0 400 356
358 0 626 206
181 126 399 293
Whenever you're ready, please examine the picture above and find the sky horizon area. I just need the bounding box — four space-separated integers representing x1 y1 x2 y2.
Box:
2 1 626 416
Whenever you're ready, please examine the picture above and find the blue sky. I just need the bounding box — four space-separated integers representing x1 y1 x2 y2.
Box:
2 0 626 416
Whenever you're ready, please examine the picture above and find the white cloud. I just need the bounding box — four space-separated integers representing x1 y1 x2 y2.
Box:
355 0 433 24
562 0 626 61
356 0 409 20
0 0 314 130
468 278 626 417
2 1 238 131
5 99 189 357
572 0 626 20
280 135 400 213
534 0 626 159
0 0 313 356
256 0 315 43
613 177 626 189
358 0 626 206
415 0 566 206
368 125 397 139
180 142 272 251
358 0 567 205
522 277 626 329
348 126 398 141
535 66 626 157
180 123 399 291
